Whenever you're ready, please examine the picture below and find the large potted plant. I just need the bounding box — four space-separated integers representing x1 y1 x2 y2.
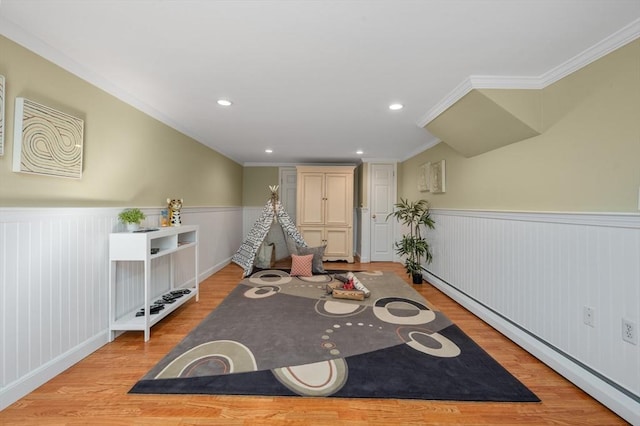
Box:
118 208 146 232
387 198 435 284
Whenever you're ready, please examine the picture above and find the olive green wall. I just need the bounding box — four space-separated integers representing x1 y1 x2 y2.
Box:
399 40 640 213
0 36 243 207
242 166 280 206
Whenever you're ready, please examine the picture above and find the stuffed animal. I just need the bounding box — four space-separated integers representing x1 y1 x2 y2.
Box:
166 198 183 226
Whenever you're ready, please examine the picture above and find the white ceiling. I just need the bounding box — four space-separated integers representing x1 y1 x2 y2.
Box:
1 1 639 166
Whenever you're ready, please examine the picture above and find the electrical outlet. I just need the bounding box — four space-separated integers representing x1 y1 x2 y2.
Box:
622 318 637 345
583 306 595 327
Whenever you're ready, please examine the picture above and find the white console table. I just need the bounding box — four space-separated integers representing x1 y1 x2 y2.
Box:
108 225 199 342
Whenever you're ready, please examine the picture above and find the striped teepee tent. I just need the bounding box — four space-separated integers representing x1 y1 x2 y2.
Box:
232 186 307 277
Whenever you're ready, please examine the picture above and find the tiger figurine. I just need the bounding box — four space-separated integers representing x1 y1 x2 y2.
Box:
166 198 183 226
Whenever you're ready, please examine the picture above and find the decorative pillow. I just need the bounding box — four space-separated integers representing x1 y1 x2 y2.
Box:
290 254 313 277
297 245 326 274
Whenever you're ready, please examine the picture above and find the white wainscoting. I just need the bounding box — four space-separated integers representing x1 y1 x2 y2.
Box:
0 206 242 410
423 209 640 424
243 206 265 239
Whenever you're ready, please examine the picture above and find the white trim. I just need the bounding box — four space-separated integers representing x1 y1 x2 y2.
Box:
0 332 108 410
366 162 398 263
425 271 640 426
417 77 475 127
199 258 232 284
0 205 242 410
431 208 640 229
357 207 370 263
417 18 640 128
398 137 442 162
243 162 301 167
0 205 240 216
360 158 399 164
0 16 240 165
541 17 640 87
423 208 640 424
244 162 360 167
467 74 544 90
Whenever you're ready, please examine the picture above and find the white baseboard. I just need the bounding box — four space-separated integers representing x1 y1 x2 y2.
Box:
424 271 640 425
200 258 232 282
0 258 234 411
0 332 108 411
356 251 370 263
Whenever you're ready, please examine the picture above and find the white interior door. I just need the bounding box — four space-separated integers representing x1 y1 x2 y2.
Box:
279 168 297 223
370 163 395 261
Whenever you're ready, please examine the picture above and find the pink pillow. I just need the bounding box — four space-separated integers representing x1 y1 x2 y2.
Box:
290 254 313 277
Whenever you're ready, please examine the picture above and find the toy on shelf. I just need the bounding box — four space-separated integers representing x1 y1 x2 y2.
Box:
160 209 169 227
167 198 183 226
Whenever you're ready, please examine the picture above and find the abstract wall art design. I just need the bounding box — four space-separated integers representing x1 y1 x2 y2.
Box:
418 162 430 192
13 97 84 179
429 159 446 193
0 75 5 156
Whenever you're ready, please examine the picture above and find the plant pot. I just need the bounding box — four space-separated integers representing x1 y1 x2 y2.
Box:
126 223 140 232
412 272 423 284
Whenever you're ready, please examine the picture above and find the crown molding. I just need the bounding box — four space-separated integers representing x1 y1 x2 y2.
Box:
399 137 442 161
361 158 399 164
0 16 244 165
540 17 640 87
417 17 640 129
467 75 544 90
416 78 474 128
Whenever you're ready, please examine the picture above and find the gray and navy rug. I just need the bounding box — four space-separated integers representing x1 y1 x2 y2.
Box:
130 270 539 402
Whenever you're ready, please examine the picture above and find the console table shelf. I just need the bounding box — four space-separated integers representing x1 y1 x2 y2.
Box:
109 225 199 342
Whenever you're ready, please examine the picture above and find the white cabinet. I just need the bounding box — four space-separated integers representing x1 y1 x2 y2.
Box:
298 226 351 261
296 166 354 262
108 225 199 342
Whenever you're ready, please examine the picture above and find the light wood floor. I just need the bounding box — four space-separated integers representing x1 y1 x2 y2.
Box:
1 261 626 425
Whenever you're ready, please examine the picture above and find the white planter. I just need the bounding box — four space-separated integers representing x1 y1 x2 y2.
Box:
125 223 140 232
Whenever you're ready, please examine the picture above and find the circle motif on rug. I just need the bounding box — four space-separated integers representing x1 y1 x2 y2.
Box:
315 300 368 317
272 358 348 396
154 340 257 379
373 297 435 325
244 285 280 299
249 269 292 285
401 329 461 358
296 274 333 283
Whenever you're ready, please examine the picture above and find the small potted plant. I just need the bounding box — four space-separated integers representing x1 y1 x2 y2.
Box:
387 198 435 284
118 208 146 232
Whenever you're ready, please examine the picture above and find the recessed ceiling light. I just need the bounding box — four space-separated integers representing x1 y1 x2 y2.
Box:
356 150 363 155
389 103 403 110
265 149 273 153
217 99 232 106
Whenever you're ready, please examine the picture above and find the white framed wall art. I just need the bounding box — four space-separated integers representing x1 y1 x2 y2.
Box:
429 159 446 193
13 97 84 179
418 162 430 192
